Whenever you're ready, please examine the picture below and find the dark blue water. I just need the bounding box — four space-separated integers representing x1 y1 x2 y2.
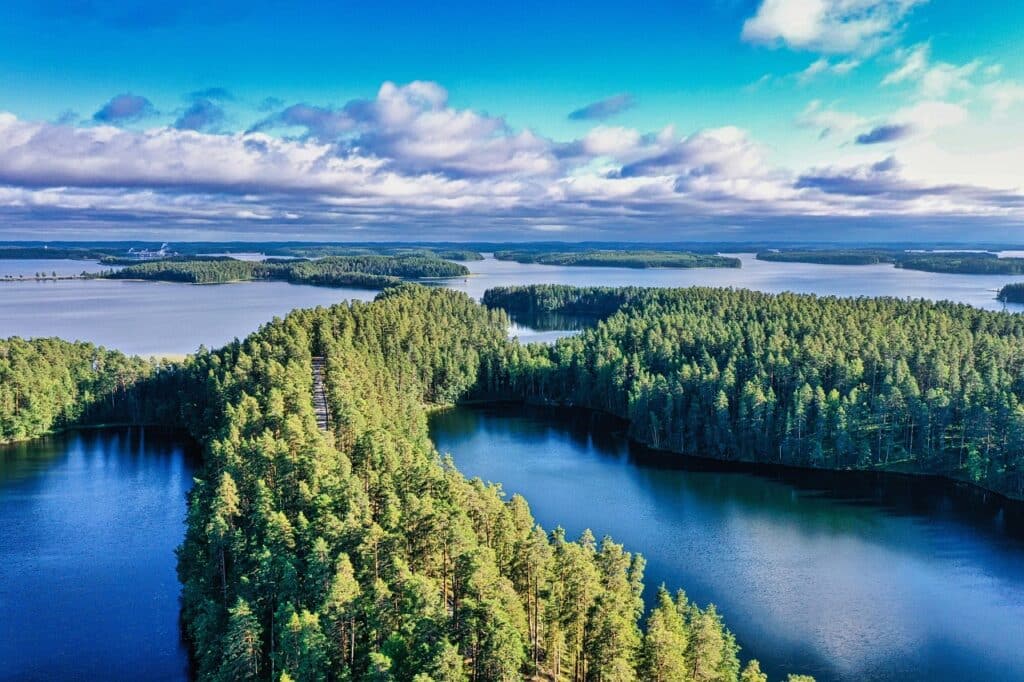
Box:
0 428 197 681
429 404 1024 682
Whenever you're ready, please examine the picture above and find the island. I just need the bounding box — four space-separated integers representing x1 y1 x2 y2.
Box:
755 249 898 265
0 287 796 682
10 279 1024 679
753 248 1024 274
96 254 469 288
998 282 1024 303
895 252 1024 274
493 249 741 269
0 241 485 263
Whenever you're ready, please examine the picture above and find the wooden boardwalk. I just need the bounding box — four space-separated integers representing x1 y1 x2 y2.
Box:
312 356 329 431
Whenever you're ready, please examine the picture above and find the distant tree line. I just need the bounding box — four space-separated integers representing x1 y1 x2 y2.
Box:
755 248 1024 275
98 255 470 288
998 283 1024 303
494 250 742 269
755 250 897 265
482 285 1024 499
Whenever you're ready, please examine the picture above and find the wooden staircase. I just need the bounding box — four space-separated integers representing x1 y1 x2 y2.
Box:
312 356 329 432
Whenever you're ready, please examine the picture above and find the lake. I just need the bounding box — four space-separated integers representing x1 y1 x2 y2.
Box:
0 428 197 681
429 403 1024 682
2 253 1024 355
4 251 1024 681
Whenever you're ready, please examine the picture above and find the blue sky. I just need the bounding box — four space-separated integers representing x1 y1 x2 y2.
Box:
0 0 1023 241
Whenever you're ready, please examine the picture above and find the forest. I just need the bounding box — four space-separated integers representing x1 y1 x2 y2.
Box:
0 242 485 263
99 255 469 288
7 281 1024 679
481 285 652 319
999 283 1024 303
895 252 1024 274
753 249 1024 275
0 286 808 681
0 337 168 443
482 285 1024 498
0 246 114 260
754 250 898 265
492 250 741 269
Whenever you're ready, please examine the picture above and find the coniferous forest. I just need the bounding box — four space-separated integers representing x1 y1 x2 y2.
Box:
99 255 470 288
12 282 1024 679
1 286 811 681
482 285 1024 498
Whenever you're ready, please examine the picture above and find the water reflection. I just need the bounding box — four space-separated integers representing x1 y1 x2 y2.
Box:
429 404 1024 682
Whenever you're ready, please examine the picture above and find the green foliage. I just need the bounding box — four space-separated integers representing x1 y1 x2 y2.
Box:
998 282 1024 303
0 337 155 442
756 249 1024 274
173 286 784 681
483 285 650 318
493 250 741 269
486 285 1024 498
101 254 469 288
0 285 820 680
896 252 1024 274
755 250 898 266
0 246 112 260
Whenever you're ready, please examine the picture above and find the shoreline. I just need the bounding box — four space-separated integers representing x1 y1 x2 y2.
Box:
438 399 1024 506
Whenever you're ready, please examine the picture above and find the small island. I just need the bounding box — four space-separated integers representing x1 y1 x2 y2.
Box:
998 282 1024 303
756 248 1024 274
895 252 1024 275
97 254 469 288
755 249 898 265
493 249 741 269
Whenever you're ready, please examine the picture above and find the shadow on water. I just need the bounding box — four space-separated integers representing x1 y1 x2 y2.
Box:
429 402 1024 682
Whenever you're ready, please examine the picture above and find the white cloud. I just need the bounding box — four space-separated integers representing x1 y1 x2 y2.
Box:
798 57 862 82
742 0 924 54
581 126 642 156
796 100 868 138
892 100 967 132
883 44 979 98
251 81 558 178
983 81 1024 116
0 79 1023 237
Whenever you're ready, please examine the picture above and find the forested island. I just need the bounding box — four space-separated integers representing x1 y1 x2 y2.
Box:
895 252 1024 274
755 250 898 265
0 243 485 262
755 249 1024 275
493 250 741 269
484 285 1024 498
97 255 469 288
0 286 806 681
999 283 1024 303
11 281 1024 679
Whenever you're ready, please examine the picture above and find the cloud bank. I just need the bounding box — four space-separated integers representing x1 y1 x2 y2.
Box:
0 80 1023 240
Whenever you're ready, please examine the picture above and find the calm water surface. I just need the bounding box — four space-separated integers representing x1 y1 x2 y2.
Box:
445 253 1024 313
429 404 1024 682
0 271 377 356
3 254 1024 680
0 428 196 681
2 254 1024 355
